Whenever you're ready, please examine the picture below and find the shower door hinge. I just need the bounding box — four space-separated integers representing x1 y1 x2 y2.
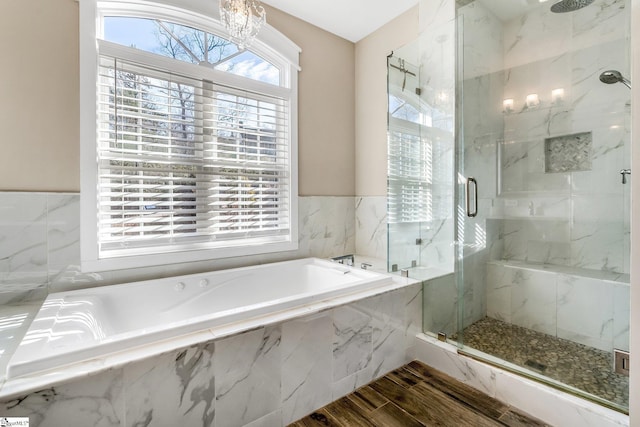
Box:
614 349 630 376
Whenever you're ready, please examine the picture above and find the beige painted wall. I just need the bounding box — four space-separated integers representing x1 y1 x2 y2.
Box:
0 0 80 192
354 7 419 197
0 0 355 196
265 5 355 196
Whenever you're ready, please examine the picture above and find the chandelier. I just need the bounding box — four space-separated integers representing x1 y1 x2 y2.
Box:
219 0 266 49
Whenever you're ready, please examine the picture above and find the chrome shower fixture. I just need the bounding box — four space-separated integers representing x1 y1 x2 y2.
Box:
550 0 595 13
599 70 632 89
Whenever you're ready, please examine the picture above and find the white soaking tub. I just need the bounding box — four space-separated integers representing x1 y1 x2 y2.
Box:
7 258 393 379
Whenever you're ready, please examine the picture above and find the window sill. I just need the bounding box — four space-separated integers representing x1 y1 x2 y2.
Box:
81 239 298 272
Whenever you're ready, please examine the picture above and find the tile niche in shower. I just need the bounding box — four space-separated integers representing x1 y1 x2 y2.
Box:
544 131 593 173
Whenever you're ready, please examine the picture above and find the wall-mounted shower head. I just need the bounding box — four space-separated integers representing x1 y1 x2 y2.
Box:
550 0 595 13
599 70 632 89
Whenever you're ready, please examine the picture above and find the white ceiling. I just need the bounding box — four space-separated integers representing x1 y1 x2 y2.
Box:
262 0 419 43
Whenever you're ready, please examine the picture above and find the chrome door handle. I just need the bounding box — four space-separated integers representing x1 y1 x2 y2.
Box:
466 177 478 218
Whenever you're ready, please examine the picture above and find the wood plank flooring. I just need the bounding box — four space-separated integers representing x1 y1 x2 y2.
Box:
289 361 550 426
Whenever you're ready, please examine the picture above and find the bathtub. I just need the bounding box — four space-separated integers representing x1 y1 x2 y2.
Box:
7 258 393 379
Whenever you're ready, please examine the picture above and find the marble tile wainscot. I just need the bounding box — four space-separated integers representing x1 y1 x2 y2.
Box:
0 282 422 427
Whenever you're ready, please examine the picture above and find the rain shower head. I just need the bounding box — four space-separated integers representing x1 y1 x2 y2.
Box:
550 0 595 13
599 70 632 89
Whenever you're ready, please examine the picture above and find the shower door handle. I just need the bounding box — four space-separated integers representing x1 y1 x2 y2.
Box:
466 177 478 218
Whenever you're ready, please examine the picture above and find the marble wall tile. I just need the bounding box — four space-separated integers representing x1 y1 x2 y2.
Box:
485 219 503 262
458 1 504 78
411 335 497 397
501 218 574 266
486 263 511 323
486 261 630 353
330 366 374 401
280 314 332 424
571 221 624 273
0 194 358 301
298 196 355 259
45 194 110 295
570 41 629 122
422 273 457 336
476 3 630 274
571 0 629 57
404 283 425 352
0 368 124 427
501 137 573 194
461 250 488 329
244 410 282 427
419 218 454 271
332 305 372 382
123 344 215 427
355 196 387 260
613 283 630 352
510 268 557 336
571 121 626 197
526 240 571 266
500 220 526 261
214 326 281 427
502 3 572 70
0 193 49 303
494 367 628 427
46 194 80 272
366 290 407 379
419 0 454 34
557 275 614 352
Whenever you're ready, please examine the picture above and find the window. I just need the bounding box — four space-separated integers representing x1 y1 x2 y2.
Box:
80 1 300 271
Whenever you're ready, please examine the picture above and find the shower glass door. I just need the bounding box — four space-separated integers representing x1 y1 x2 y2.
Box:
455 0 631 412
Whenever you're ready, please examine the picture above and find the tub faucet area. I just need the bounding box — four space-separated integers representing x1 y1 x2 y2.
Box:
330 254 355 266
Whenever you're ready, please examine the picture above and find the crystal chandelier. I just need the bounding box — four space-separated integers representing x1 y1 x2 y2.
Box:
219 0 266 49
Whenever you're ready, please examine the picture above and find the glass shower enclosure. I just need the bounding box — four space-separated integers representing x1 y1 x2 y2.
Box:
388 0 630 413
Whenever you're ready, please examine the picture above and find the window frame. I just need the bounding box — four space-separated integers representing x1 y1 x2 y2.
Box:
80 0 300 272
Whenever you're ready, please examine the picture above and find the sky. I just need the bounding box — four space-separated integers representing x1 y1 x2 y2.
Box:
103 16 279 85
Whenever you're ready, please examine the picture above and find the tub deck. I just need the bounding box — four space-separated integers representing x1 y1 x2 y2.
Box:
7 258 394 380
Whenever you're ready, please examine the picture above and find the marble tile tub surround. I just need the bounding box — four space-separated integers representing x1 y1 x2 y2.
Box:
0 283 423 427
486 260 630 353
0 192 358 304
355 196 387 260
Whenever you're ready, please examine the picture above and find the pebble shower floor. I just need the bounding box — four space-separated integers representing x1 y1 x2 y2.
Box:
455 317 629 408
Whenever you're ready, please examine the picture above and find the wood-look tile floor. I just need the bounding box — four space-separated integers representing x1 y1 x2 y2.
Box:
289 361 550 427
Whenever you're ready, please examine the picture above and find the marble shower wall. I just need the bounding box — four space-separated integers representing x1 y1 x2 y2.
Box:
0 193 357 303
451 0 631 351
0 283 423 427
458 0 631 268
497 29 630 273
486 261 630 353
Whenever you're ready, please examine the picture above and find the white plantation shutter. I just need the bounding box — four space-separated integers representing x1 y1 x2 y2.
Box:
97 55 292 257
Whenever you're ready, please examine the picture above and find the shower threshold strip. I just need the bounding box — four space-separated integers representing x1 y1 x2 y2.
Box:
457 348 628 415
